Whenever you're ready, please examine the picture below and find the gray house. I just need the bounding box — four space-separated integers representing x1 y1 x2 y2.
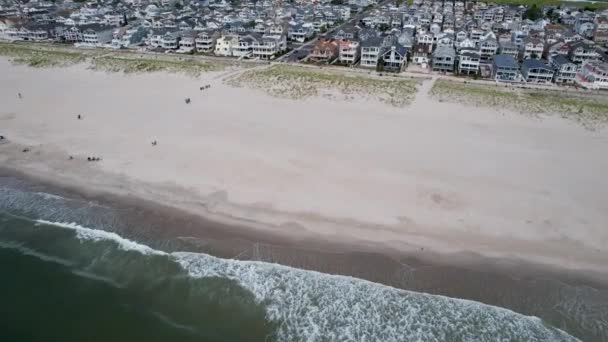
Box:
458 48 481 75
521 59 554 84
498 41 519 60
493 54 519 81
380 44 407 72
432 45 456 73
550 54 578 84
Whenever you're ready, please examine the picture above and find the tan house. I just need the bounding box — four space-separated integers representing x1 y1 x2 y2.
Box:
308 38 339 63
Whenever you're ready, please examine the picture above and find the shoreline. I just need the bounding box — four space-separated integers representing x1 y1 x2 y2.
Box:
1 59 607 274
3 164 608 287
1 167 608 341
1 57 608 339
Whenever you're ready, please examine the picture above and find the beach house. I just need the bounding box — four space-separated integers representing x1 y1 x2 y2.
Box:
520 59 554 83
458 48 481 75
550 54 578 84
575 61 608 89
492 54 519 82
432 45 456 73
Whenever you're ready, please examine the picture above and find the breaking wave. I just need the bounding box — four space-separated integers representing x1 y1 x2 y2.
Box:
19 218 579 342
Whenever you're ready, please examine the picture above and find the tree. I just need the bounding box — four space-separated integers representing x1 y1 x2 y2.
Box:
378 23 390 32
546 8 559 22
583 5 596 12
523 4 542 21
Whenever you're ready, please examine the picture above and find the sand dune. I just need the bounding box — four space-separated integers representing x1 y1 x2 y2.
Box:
1 58 607 275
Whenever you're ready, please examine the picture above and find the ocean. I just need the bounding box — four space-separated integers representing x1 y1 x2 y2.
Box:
0 175 602 342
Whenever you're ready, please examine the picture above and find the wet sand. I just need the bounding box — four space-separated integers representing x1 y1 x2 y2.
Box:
1 169 607 341
1 58 608 340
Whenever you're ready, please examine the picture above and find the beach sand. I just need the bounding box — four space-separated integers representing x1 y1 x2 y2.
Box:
1 57 608 275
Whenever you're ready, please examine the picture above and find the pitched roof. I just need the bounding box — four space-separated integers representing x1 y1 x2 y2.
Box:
522 58 551 70
494 54 518 68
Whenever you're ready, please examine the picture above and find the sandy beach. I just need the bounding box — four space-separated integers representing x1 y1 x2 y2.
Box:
1 57 608 277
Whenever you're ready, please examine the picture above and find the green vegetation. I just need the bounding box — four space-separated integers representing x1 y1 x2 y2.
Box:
0 42 88 67
91 55 224 76
487 0 608 10
523 4 542 20
0 42 233 76
430 79 608 130
225 65 421 107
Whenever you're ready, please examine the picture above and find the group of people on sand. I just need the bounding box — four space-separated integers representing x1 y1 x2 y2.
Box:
200 84 211 91
86 156 102 162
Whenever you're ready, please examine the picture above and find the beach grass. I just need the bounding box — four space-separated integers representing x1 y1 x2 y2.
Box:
0 42 88 67
90 55 224 76
225 64 421 106
430 79 608 129
487 0 608 10
0 42 232 75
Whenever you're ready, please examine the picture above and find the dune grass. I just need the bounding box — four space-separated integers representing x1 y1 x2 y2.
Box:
90 55 224 76
0 42 231 75
226 65 421 107
0 42 88 67
430 79 608 129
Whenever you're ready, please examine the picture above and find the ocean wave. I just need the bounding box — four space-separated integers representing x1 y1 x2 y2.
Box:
31 219 579 342
35 219 165 256
0 240 75 267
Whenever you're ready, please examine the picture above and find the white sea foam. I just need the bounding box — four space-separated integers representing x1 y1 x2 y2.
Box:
34 220 166 256
34 192 67 201
28 220 580 342
173 252 580 342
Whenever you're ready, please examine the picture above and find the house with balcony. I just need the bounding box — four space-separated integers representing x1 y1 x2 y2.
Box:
214 34 239 56
360 36 383 69
288 23 314 43
252 35 285 60
521 59 554 83
432 45 456 73
308 38 339 63
233 34 258 58
380 44 407 72
575 61 608 89
479 37 498 63
492 54 519 81
568 41 602 64
161 31 179 50
338 39 360 65
499 41 519 60
523 37 544 59
550 54 578 84
458 48 480 75
195 31 220 53
178 31 197 53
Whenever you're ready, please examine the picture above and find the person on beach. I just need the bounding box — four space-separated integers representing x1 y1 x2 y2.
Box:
151 140 157 146
0 135 4 140
18 93 22 99
77 114 82 120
